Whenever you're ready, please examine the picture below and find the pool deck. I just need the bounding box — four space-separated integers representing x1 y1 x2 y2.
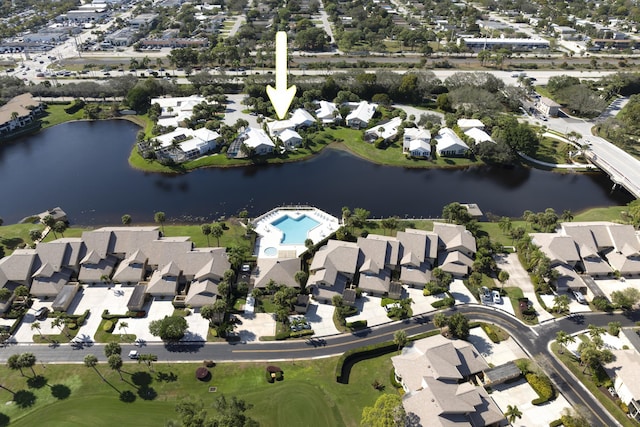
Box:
253 207 340 258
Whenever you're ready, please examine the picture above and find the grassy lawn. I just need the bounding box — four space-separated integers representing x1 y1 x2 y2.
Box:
550 342 638 427
531 136 570 164
352 219 434 238
0 222 45 254
3 355 397 427
574 206 627 222
476 221 528 247
321 127 481 169
40 104 84 129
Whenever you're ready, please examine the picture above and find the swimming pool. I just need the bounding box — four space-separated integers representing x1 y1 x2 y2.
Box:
271 214 320 245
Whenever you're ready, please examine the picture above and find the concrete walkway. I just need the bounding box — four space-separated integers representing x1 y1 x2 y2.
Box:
495 253 555 322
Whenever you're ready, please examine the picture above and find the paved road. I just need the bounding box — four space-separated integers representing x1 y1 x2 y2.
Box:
3 306 638 426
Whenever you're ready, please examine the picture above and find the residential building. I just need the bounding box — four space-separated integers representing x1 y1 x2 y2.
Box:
345 101 377 129
435 128 469 157
266 108 315 138
403 127 431 158
604 350 640 422
464 127 493 145
433 223 476 277
253 258 301 289
392 334 504 427
0 93 45 138
155 127 220 162
151 95 210 128
364 116 403 143
277 129 303 149
308 240 359 303
315 101 341 124
457 118 485 132
235 127 274 156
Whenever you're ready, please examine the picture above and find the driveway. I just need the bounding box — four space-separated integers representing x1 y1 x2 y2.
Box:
235 312 275 342
496 254 555 322
125 298 175 342
345 294 390 328
305 302 340 336
71 284 134 343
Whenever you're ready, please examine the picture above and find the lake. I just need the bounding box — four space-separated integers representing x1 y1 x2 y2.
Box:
0 120 633 225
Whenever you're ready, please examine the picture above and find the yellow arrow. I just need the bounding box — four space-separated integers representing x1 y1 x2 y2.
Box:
266 31 296 120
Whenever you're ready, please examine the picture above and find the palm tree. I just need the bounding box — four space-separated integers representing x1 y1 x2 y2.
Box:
394 330 408 350
498 270 510 290
51 317 71 339
84 354 104 380
154 212 166 234
121 214 132 226
104 342 121 358
201 223 212 246
7 354 24 376
30 321 49 343
552 294 570 314
53 220 67 237
19 353 37 377
211 222 223 247
29 229 42 243
108 354 124 381
504 404 522 424
555 330 575 354
118 321 129 340
587 324 605 340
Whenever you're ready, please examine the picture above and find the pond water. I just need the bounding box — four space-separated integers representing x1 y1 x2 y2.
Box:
0 120 632 225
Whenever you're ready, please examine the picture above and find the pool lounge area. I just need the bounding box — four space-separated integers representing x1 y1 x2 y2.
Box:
253 207 340 258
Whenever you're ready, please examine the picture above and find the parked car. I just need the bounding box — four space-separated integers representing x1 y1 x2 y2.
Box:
492 290 502 304
241 264 251 273
608 386 618 397
34 307 49 320
481 286 491 301
572 290 586 304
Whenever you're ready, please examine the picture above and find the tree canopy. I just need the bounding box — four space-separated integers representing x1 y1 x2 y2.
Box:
149 316 189 342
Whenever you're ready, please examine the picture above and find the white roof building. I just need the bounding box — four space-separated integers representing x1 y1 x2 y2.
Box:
155 127 220 160
464 127 493 144
240 127 275 155
315 101 341 124
345 101 377 128
151 95 211 128
403 127 432 158
435 128 469 157
266 108 315 136
278 128 303 148
457 118 485 131
365 116 403 142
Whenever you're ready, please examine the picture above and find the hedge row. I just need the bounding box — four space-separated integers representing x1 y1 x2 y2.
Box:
336 341 397 383
526 373 556 405
275 329 314 340
101 309 131 320
346 320 368 329
431 295 455 309
8 314 25 335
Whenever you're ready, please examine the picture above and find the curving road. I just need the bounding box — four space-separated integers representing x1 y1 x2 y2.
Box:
3 306 639 426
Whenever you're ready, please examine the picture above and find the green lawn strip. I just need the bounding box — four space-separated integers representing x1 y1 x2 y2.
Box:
550 342 637 427
4 357 394 427
0 223 45 254
41 226 92 242
322 127 480 168
40 104 84 129
574 206 627 222
531 136 569 164
476 221 527 247
503 286 538 325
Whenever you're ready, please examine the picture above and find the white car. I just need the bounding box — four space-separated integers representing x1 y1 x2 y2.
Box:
572 290 586 304
492 290 502 304
128 350 139 359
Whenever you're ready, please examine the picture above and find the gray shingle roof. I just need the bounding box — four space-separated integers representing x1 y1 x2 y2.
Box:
254 258 300 288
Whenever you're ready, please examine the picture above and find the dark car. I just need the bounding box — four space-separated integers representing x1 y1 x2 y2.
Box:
34 307 49 320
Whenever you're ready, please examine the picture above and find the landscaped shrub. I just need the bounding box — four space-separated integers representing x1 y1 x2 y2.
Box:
66 322 77 330
336 341 397 383
102 321 115 332
431 296 455 308
76 310 90 326
592 296 613 311
481 324 500 343
275 331 290 340
390 369 402 389
346 320 367 329
290 329 314 338
549 419 563 427
526 373 555 405
101 309 130 320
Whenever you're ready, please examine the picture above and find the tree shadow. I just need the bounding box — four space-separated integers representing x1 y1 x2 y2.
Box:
13 390 36 408
119 390 136 403
50 384 71 400
0 413 9 427
130 371 152 388
27 375 47 389
137 386 157 401
156 371 178 382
